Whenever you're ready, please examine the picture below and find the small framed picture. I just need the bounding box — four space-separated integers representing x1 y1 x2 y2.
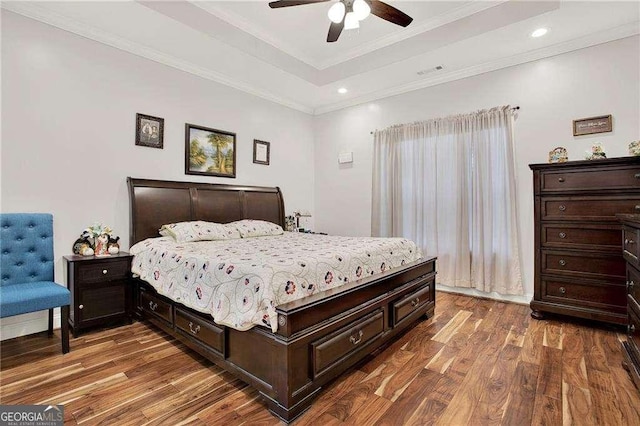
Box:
185 123 236 178
573 114 612 136
253 139 271 165
135 113 164 148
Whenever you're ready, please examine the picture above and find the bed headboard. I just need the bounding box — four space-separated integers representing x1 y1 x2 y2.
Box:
127 177 286 245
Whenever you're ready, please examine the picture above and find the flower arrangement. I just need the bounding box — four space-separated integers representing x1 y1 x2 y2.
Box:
72 223 120 256
629 141 640 156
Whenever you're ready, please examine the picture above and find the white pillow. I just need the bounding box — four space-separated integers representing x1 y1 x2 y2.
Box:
159 221 241 243
230 219 284 238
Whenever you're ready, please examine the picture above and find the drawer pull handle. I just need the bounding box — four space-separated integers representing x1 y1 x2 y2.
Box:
625 239 635 245
636 205 640 211
635 173 640 179
349 330 363 345
188 321 201 335
79 304 84 310
558 177 565 183
411 297 420 307
628 280 635 291
558 205 566 212
559 232 566 239
149 301 158 311
102 269 108 275
559 259 566 266
629 324 636 334
559 287 566 295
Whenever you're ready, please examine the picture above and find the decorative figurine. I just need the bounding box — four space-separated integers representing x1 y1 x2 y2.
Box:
107 236 120 254
585 142 606 160
72 223 119 256
548 147 568 163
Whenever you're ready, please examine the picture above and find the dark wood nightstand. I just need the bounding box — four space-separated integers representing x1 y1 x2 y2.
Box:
64 252 133 336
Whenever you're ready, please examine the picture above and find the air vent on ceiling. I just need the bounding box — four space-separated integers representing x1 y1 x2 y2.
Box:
417 65 444 76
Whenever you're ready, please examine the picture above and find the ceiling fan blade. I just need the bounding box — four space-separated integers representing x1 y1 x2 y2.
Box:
327 21 344 42
269 0 330 8
368 0 413 27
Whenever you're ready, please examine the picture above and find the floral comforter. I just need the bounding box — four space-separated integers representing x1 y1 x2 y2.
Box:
130 233 422 332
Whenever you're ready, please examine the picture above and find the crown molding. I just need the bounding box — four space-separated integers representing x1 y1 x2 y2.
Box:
1 2 314 115
313 22 640 115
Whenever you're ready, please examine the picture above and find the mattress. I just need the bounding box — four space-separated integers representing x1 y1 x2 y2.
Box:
130 232 422 332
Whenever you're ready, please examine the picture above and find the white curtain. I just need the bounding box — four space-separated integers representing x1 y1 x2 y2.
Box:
371 106 523 295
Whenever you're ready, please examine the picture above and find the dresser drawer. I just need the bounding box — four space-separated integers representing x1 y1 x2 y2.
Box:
542 223 621 252
623 226 640 263
312 310 384 377
542 278 627 311
392 283 431 327
541 166 640 193
542 250 625 280
140 290 173 324
542 197 640 222
78 258 130 283
628 308 640 363
628 264 640 314
175 308 224 354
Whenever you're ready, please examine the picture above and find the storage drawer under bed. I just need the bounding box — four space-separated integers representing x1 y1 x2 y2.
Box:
175 307 224 354
392 283 432 327
140 289 173 324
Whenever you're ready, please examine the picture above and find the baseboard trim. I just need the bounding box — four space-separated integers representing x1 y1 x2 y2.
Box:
0 309 62 341
436 284 532 306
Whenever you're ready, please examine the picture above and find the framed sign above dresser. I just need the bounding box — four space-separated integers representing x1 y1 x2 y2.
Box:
529 156 640 325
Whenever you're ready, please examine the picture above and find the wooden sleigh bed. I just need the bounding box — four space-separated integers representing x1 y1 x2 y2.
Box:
127 177 437 422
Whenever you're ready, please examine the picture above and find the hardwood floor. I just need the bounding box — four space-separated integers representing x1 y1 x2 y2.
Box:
1 292 639 425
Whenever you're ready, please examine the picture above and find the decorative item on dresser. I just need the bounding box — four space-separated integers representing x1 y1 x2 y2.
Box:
618 214 640 391
64 252 133 336
529 156 640 325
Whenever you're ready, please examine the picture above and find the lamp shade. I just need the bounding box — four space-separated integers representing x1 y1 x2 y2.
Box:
344 12 360 29
353 0 370 20
327 2 346 23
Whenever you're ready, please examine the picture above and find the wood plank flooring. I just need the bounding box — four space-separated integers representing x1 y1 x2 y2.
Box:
1 292 639 425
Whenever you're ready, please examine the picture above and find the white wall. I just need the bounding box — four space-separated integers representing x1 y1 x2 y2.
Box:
0 12 315 339
313 36 640 302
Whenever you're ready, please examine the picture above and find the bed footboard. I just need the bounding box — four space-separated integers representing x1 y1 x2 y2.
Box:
134 256 436 423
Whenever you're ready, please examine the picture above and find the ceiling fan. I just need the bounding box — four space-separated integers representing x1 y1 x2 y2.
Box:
268 0 413 43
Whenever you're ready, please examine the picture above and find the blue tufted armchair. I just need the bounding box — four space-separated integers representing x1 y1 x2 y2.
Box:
0 213 70 353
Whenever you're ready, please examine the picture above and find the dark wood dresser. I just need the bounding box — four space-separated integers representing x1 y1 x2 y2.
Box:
530 156 640 324
618 214 640 390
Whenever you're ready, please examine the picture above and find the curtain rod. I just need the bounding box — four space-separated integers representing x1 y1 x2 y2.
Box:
369 105 521 134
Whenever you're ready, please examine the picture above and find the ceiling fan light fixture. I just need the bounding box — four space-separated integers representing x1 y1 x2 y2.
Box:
328 2 346 24
344 12 360 30
353 0 371 20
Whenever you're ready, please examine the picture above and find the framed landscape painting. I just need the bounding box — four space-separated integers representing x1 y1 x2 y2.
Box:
185 123 236 178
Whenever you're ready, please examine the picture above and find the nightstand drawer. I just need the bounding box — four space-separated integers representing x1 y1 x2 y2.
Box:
78 259 130 283
175 308 224 354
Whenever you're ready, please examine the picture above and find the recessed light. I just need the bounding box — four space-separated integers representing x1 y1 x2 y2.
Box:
531 28 548 38
338 88 348 94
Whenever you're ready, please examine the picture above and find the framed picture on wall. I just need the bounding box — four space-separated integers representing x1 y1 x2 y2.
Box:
253 139 271 165
572 114 612 136
135 113 164 148
185 123 236 178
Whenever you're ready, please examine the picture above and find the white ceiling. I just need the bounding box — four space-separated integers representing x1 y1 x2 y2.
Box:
4 1 639 114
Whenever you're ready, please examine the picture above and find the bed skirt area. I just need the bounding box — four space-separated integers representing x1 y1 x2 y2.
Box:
132 256 437 423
